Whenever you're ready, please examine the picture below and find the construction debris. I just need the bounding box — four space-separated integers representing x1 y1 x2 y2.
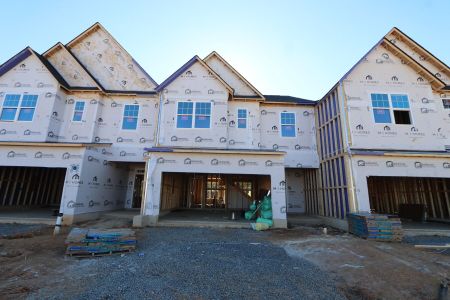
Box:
65 228 136 257
347 213 403 242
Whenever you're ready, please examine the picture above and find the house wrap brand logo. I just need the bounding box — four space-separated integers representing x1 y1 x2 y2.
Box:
89 200 100 207
210 158 230 166
386 161 407 168
265 160 283 167
104 200 113 207
34 151 54 159
0 129 17 135
238 159 257 166
357 160 379 167
157 157 176 164
7 151 26 158
443 162 450 169
119 151 137 157
184 158 203 165
170 136 188 142
24 129 41 135
67 200 84 208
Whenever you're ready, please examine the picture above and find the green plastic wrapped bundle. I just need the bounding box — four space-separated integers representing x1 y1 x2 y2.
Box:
256 217 273 227
260 210 273 219
245 211 255 220
249 201 257 211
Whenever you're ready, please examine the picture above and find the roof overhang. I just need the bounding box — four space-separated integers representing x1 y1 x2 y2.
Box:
381 38 446 91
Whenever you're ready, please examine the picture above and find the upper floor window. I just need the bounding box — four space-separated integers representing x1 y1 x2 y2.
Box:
0 94 38 122
72 101 85 122
194 102 211 128
177 102 194 128
176 101 211 128
443 99 450 109
370 93 411 124
122 104 139 130
391 94 411 124
237 109 247 128
280 112 296 137
371 93 391 123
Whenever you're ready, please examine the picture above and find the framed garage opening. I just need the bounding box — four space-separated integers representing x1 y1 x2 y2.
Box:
160 172 271 213
367 176 450 221
0 166 66 213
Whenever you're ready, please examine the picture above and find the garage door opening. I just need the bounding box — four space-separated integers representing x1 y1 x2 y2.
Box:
367 176 450 223
159 172 270 222
0 166 66 220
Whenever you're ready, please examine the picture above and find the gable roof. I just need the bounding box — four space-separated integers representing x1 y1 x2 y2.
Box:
66 22 158 88
264 95 316 106
381 38 446 90
387 27 450 79
155 55 234 93
0 46 76 89
204 51 264 99
321 27 448 102
43 42 102 90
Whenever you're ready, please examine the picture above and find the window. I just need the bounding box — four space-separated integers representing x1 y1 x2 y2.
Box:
72 101 85 122
280 112 296 137
194 102 211 128
122 104 139 130
0 94 20 121
176 102 211 128
0 94 38 122
443 99 450 109
391 94 411 125
371 93 391 123
370 93 412 125
237 109 247 128
177 102 193 128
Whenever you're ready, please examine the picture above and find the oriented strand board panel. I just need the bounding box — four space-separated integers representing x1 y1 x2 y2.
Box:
205 55 258 96
45 44 98 88
68 26 156 91
343 44 450 151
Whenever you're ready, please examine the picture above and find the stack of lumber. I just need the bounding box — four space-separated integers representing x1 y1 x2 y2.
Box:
65 228 137 257
347 213 403 242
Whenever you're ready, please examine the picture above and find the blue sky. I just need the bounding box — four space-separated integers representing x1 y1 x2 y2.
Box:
0 0 448 99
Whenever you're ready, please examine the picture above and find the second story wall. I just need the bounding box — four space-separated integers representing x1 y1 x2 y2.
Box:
158 61 230 148
0 53 59 142
343 44 450 152
260 104 318 168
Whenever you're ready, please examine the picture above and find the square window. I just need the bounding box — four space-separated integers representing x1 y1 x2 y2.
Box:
0 108 17 121
373 108 391 123
18 108 35 121
391 94 409 109
393 110 411 124
371 93 389 108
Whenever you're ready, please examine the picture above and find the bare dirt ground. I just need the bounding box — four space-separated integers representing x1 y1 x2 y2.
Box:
0 218 449 299
268 226 450 300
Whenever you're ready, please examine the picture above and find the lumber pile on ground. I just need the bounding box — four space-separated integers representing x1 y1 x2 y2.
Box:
347 213 403 242
65 228 137 257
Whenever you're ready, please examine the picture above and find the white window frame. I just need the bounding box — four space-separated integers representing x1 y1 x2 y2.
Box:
121 104 140 131
280 111 296 138
237 108 247 129
442 99 450 109
194 102 212 129
0 93 38 122
369 92 413 125
176 101 194 129
72 101 85 122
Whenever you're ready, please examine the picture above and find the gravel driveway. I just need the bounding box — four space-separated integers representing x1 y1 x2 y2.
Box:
32 227 345 300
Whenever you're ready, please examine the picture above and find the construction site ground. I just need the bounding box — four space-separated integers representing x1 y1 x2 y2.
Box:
0 217 449 299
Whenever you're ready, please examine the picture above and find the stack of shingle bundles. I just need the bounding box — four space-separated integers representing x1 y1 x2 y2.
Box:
347 213 403 242
65 228 137 257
